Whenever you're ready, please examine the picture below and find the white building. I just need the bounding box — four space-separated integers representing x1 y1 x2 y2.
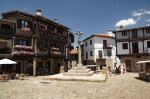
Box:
83 31 120 69
113 25 150 72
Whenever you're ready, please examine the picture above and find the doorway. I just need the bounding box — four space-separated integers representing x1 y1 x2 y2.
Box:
98 50 102 58
125 60 131 72
132 43 139 53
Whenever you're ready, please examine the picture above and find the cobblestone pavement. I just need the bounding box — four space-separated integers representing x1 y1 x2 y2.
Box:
0 73 150 99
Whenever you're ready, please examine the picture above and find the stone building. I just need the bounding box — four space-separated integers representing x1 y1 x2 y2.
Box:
113 25 150 72
83 32 120 69
0 10 74 76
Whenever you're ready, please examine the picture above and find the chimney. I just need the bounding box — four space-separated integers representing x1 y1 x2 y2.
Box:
36 10 41 15
120 25 123 30
54 18 58 23
109 29 112 32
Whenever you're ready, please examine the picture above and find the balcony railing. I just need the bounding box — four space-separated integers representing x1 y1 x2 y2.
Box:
16 28 33 36
0 47 11 54
50 47 65 55
13 45 33 55
0 28 14 35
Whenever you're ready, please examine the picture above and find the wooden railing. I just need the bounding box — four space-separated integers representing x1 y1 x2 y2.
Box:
16 28 33 36
0 28 14 35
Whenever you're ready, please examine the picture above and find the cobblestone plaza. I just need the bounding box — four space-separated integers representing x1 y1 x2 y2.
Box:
0 73 150 99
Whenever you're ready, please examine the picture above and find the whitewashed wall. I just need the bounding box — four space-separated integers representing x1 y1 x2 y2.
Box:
144 40 150 53
117 42 129 54
84 35 117 67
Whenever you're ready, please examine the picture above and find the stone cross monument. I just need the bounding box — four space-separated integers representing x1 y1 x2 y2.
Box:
63 30 94 76
75 30 83 67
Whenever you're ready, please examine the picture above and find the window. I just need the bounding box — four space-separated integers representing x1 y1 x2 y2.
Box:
61 45 64 51
122 31 127 36
85 42 87 47
122 43 128 49
107 50 112 56
90 51 93 56
21 20 28 28
19 40 30 46
86 52 88 59
90 40 92 45
103 40 107 47
147 41 150 48
146 28 150 33
1 23 11 29
39 42 48 48
132 30 138 38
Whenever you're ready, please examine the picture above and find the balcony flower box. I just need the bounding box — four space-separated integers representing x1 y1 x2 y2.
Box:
12 51 20 55
14 45 33 50
13 50 33 55
51 47 59 50
21 27 31 32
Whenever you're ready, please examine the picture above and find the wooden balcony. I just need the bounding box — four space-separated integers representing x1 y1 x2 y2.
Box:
117 52 150 58
13 45 33 56
0 28 14 35
0 47 12 58
116 36 150 42
16 28 33 36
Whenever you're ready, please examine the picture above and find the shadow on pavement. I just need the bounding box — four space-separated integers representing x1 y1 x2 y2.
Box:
134 77 150 82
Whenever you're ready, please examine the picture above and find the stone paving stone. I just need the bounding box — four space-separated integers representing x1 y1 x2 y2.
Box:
0 73 150 99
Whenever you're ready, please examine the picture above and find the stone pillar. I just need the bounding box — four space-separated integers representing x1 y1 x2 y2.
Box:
34 39 37 54
12 37 15 54
24 61 27 74
75 30 84 67
33 58 37 77
50 59 53 74
21 61 23 73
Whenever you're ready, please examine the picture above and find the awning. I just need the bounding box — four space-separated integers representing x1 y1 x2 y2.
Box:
136 60 150 64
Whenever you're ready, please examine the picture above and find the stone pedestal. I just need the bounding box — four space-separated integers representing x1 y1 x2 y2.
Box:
60 66 65 73
64 66 94 76
63 30 94 76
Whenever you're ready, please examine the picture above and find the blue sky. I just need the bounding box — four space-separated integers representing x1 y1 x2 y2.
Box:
0 0 150 46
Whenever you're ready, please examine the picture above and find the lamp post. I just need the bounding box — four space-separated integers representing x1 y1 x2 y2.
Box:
75 30 83 67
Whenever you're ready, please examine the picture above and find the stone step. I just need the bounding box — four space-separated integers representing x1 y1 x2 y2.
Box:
71 66 87 70
68 69 91 73
63 71 94 76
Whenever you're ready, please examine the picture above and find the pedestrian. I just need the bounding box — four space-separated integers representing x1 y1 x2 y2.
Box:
113 66 117 76
108 66 112 76
120 65 123 74
123 65 125 74
116 66 120 75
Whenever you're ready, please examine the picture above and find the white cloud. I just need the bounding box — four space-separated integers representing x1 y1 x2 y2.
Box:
145 19 150 22
146 24 150 26
144 10 150 14
115 18 137 27
132 9 150 21
132 12 142 17
132 9 150 16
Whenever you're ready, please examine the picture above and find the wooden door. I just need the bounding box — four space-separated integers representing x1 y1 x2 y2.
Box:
125 60 131 72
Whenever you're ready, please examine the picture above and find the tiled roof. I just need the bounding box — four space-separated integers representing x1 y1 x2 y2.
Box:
70 49 78 54
1 10 70 29
112 25 150 33
93 34 112 37
83 33 114 41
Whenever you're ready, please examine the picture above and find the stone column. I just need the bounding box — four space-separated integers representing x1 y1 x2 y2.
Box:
24 61 27 74
12 37 15 54
33 58 37 77
75 30 84 67
21 61 23 73
50 59 53 74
